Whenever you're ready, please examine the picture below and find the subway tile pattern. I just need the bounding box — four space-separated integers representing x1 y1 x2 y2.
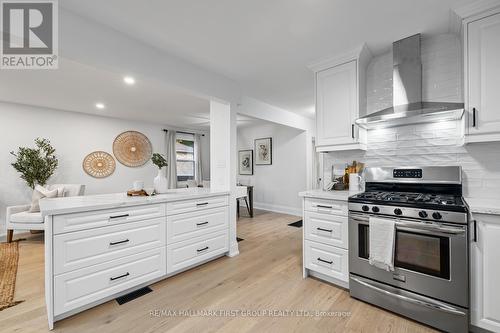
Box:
324 120 500 199
325 33 500 200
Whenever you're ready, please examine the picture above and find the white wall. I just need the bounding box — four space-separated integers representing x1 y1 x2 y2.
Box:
324 34 500 201
237 122 307 216
0 102 209 236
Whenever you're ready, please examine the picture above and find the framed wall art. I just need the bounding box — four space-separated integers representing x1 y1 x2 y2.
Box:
239 150 253 175
254 137 272 165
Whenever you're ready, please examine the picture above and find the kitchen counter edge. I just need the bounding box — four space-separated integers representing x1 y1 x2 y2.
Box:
299 190 351 201
465 198 500 216
39 189 230 217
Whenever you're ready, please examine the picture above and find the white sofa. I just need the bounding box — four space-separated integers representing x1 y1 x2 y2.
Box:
5 184 85 242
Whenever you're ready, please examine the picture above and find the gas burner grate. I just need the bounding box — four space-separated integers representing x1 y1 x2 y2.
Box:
352 191 460 207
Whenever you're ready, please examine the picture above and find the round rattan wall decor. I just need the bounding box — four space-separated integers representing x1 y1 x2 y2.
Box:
82 151 116 178
113 131 152 167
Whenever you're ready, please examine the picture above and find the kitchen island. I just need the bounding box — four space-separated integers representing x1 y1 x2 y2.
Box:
40 188 230 329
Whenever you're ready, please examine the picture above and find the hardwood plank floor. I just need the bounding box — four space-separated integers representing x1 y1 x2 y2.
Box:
0 210 436 333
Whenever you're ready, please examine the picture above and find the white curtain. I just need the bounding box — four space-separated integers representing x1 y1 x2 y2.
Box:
194 134 203 184
165 130 177 189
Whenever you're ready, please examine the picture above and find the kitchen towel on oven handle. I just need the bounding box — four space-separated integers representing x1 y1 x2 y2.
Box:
368 216 395 271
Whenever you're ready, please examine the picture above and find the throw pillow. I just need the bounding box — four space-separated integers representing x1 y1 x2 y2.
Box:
29 185 58 213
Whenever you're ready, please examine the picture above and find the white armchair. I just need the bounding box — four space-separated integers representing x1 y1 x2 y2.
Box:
5 184 85 242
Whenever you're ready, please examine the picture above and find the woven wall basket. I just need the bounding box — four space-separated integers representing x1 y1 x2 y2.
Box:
83 151 116 178
113 131 152 167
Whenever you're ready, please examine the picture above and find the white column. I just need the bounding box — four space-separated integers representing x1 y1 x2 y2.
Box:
210 100 239 257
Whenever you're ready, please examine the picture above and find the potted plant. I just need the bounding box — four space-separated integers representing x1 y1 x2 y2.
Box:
10 138 58 189
151 153 168 193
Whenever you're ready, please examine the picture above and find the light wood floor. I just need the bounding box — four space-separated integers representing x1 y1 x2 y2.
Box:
0 210 436 333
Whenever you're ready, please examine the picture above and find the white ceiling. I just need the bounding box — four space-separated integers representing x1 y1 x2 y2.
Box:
62 0 474 118
0 58 212 129
0 58 265 129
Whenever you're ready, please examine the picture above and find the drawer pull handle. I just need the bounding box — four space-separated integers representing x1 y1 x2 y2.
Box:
317 227 333 233
110 239 130 246
197 246 209 252
316 205 333 209
109 214 129 220
196 202 209 207
110 272 130 281
317 257 333 265
196 221 209 226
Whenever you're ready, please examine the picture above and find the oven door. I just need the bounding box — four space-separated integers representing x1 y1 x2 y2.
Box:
348 212 468 307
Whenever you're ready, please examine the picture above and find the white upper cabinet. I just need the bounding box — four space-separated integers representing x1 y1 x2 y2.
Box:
316 61 357 148
310 45 371 152
465 9 500 143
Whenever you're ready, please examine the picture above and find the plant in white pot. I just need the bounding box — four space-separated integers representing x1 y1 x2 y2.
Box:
151 153 168 194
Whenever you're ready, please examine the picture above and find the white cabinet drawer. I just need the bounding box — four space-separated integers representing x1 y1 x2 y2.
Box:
167 207 228 245
54 218 166 275
305 212 348 249
53 203 166 234
167 231 228 274
304 240 348 282
54 247 166 316
166 195 228 216
304 198 347 216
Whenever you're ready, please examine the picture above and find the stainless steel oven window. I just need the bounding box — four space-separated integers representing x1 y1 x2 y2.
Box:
395 231 450 279
358 224 369 259
357 224 451 279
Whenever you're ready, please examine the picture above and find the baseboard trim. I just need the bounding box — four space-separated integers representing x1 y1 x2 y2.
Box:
242 201 301 217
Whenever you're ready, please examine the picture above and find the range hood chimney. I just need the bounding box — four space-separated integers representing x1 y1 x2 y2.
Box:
355 34 464 129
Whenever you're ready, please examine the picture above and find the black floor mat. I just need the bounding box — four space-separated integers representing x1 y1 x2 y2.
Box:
237 237 244 242
288 220 303 228
116 286 152 305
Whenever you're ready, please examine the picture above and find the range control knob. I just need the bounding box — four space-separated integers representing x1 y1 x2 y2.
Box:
362 205 370 212
372 206 380 213
394 208 403 216
418 211 428 218
432 212 442 220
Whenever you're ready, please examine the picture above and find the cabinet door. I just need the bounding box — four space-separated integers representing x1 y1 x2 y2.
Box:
467 12 500 137
316 60 357 146
470 214 500 332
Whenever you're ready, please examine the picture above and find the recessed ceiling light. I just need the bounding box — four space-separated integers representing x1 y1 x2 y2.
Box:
123 76 135 85
95 103 105 109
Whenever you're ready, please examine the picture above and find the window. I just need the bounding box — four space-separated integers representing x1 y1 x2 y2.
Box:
176 133 195 181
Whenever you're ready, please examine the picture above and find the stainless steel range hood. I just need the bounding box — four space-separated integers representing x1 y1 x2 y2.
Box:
355 34 464 129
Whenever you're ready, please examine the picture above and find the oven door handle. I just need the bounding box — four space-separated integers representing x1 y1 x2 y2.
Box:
396 223 466 235
350 216 465 235
350 276 467 316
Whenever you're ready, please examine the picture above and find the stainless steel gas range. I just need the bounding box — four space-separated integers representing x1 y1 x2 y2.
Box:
348 166 470 333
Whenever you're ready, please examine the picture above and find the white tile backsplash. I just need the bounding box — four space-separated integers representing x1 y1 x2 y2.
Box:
324 123 500 199
324 34 500 200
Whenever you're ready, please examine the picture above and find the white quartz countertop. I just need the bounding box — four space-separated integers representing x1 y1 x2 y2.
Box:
40 188 230 217
464 198 500 215
298 189 351 201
